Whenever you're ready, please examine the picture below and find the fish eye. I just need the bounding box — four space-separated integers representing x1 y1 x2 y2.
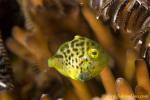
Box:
88 48 99 59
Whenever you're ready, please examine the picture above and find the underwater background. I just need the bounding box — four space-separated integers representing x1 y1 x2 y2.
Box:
0 0 149 100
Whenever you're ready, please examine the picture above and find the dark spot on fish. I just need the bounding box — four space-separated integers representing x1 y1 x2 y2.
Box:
65 58 68 62
64 53 67 58
79 54 84 58
82 48 84 52
72 65 75 68
71 40 79 47
79 60 84 66
67 49 70 53
76 52 79 55
91 42 95 46
71 54 74 57
76 43 79 46
75 58 78 63
87 42 90 46
80 68 83 73
92 51 97 55
68 56 71 60
72 59 74 63
61 44 69 52
86 67 89 70
73 48 78 51
85 58 88 61
80 42 84 46
65 62 68 65
55 54 63 58
87 47 90 50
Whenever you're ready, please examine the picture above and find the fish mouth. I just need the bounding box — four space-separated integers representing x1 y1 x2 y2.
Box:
78 72 90 81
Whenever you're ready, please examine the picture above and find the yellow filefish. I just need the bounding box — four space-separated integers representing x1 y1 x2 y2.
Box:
48 35 108 81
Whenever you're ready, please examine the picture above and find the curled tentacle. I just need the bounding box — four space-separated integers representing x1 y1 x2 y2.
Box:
90 0 150 65
0 32 14 90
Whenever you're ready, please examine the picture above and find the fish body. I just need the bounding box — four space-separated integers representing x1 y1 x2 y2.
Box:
48 35 108 81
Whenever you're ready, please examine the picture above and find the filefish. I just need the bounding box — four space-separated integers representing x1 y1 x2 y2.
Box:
48 35 108 81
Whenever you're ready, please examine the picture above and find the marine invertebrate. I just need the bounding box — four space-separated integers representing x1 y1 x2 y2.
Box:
0 32 14 90
89 0 150 65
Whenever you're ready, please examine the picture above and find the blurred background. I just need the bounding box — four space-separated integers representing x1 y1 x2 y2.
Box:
0 0 149 100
